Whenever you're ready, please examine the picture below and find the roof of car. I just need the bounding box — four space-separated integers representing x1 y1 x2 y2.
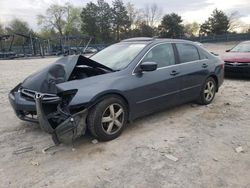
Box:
121 37 194 44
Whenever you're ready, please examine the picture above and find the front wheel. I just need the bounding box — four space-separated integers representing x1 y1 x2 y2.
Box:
197 77 217 105
87 96 128 141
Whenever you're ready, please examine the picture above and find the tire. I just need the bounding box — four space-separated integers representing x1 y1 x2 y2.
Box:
197 77 217 105
87 96 128 141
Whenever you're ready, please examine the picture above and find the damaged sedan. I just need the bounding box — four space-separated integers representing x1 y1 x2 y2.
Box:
9 38 224 144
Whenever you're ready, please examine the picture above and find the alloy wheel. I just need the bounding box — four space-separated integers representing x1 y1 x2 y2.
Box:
101 103 124 135
204 81 215 102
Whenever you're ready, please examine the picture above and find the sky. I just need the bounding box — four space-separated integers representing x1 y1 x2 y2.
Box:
0 0 250 31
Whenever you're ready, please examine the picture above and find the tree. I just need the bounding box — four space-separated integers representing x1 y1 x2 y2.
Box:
96 0 113 42
200 9 229 35
5 19 32 46
158 13 184 38
126 3 144 29
130 22 154 37
6 18 31 35
38 3 81 37
112 0 131 41
64 3 81 36
139 22 154 37
143 3 162 27
228 11 243 32
81 2 99 41
37 4 67 36
200 20 211 36
184 22 200 37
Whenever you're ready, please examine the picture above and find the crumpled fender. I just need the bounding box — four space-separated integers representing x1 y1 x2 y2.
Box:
35 92 88 144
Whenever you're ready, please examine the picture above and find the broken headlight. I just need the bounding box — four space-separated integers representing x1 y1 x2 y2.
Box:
58 89 78 107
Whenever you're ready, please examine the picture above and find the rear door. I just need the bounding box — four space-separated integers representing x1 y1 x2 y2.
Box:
174 43 211 103
129 43 182 117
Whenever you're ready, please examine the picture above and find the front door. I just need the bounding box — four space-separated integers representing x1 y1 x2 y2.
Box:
129 43 182 118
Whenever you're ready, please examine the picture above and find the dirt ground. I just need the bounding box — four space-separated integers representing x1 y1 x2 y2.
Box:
0 42 250 188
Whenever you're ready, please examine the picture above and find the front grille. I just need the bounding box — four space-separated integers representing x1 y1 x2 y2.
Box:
224 61 250 67
21 88 60 102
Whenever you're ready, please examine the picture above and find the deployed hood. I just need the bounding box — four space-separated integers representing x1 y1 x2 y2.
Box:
21 55 113 93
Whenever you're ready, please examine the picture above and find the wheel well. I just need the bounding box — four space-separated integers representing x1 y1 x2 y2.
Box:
88 93 131 122
209 74 219 91
91 93 129 111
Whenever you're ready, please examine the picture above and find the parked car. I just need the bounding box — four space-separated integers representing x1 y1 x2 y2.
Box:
9 38 224 144
83 47 98 54
222 41 250 77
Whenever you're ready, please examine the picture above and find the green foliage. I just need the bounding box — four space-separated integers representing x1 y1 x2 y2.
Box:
64 3 82 36
96 0 113 42
37 3 81 37
5 19 32 46
200 9 230 35
81 2 99 40
112 0 131 41
81 0 113 42
37 4 67 36
158 13 184 38
6 19 31 35
130 22 154 37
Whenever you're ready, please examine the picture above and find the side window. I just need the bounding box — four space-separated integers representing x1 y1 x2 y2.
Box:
199 49 209 60
141 43 175 68
176 43 200 63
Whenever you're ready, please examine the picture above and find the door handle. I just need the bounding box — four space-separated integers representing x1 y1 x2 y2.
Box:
170 70 179 76
202 63 208 68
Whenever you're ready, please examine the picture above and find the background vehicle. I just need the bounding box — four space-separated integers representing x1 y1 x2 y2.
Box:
222 41 250 77
9 38 224 144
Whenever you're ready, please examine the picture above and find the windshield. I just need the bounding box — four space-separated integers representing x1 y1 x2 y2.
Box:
230 43 250 52
90 43 146 70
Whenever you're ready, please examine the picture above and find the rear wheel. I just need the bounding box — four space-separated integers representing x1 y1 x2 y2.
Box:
87 96 128 141
197 77 216 105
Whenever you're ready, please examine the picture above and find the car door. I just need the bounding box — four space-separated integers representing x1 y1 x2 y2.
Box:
175 43 211 103
129 43 182 118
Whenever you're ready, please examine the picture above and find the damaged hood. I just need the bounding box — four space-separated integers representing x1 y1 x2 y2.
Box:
21 55 112 94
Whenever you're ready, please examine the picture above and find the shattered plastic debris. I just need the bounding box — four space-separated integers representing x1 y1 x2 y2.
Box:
13 146 33 155
165 154 179 162
92 139 99 144
235 146 244 153
30 161 40 166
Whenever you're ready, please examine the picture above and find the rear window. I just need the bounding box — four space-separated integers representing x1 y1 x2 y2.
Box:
176 43 200 63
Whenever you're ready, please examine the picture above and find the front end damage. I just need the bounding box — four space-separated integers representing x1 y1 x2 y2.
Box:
35 92 88 144
9 55 113 144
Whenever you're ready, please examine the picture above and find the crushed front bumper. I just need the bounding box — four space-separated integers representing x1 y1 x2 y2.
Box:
9 87 88 144
35 93 88 144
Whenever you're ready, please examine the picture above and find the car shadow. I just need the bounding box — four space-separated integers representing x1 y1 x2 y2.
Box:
225 75 250 81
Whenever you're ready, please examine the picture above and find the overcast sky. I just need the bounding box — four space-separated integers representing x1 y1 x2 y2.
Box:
0 0 250 30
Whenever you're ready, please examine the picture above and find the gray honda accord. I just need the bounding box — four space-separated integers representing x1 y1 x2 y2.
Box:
9 38 224 144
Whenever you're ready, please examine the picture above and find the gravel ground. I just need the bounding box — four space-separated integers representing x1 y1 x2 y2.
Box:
0 42 250 188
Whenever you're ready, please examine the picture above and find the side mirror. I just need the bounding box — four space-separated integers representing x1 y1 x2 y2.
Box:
139 62 157 72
